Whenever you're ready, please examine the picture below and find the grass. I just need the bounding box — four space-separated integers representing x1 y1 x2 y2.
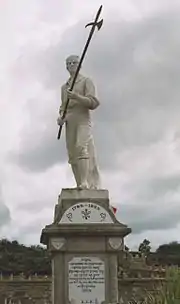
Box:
130 267 180 304
149 266 180 303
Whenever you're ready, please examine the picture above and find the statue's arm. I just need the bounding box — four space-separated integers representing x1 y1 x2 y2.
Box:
59 85 65 116
76 78 100 110
84 78 100 110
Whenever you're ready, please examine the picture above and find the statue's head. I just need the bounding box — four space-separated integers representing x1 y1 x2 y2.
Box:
66 55 80 74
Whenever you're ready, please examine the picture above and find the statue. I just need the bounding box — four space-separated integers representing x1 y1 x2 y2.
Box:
56 6 103 190
57 55 100 190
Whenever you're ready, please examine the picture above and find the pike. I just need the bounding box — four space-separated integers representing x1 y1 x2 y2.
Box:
57 5 103 140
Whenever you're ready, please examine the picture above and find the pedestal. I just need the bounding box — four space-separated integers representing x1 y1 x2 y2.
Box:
40 189 131 304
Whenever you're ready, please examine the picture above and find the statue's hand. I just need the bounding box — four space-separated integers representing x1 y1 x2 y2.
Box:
67 89 79 100
57 116 66 126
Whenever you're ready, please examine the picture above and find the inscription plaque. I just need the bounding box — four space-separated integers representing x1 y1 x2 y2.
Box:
68 256 105 304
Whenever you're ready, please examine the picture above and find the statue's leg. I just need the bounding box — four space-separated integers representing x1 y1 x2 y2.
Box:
76 124 90 189
87 137 101 189
78 159 89 189
66 121 80 188
88 163 100 189
71 164 80 188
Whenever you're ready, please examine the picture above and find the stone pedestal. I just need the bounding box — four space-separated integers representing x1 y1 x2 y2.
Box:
40 189 131 304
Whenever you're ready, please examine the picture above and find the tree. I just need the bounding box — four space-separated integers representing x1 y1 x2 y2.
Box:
0 238 51 275
156 241 180 255
138 239 151 256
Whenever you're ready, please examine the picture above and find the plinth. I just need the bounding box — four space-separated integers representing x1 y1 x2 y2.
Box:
40 189 131 304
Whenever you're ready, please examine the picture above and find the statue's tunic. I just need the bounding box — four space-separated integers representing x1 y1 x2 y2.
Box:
59 74 100 188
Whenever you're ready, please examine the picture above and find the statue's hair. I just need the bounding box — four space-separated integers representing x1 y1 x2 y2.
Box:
66 55 79 63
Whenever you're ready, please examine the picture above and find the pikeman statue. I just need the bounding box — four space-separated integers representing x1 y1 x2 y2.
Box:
57 6 103 190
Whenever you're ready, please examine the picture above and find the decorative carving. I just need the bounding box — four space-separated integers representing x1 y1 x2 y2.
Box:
108 238 123 250
59 202 113 224
51 238 65 250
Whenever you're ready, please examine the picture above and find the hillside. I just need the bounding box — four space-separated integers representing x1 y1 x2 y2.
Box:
0 239 51 275
1 238 180 275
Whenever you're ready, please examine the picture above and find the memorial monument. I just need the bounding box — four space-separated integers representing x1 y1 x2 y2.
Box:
40 6 131 304
57 53 100 190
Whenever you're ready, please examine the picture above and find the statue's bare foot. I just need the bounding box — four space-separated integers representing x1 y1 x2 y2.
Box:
78 183 88 190
89 185 98 190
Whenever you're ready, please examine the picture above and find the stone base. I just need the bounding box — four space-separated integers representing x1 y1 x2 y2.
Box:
40 188 132 304
58 188 109 201
54 188 110 224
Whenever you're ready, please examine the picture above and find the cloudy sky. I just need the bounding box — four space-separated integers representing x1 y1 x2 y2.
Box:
1 0 180 250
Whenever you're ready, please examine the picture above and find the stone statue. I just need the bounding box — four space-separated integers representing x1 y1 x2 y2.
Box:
57 55 100 190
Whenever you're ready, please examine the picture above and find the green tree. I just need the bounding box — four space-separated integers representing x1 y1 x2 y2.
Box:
138 239 151 256
0 238 51 275
156 241 180 255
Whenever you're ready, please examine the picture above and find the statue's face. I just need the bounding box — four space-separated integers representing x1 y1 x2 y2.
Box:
66 55 79 74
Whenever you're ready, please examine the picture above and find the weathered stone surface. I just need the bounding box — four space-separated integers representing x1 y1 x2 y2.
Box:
40 188 131 304
0 275 165 303
58 189 109 202
54 189 115 224
0 279 51 303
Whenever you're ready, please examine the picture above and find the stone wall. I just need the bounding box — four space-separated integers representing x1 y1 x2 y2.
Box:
0 275 165 303
0 251 167 303
0 277 51 303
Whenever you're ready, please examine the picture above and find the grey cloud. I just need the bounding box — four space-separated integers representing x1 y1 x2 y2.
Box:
10 7 180 171
16 199 55 214
37 0 76 24
20 218 49 236
116 173 180 233
9 219 48 245
0 193 11 229
137 175 180 201
10 133 66 172
118 202 180 234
